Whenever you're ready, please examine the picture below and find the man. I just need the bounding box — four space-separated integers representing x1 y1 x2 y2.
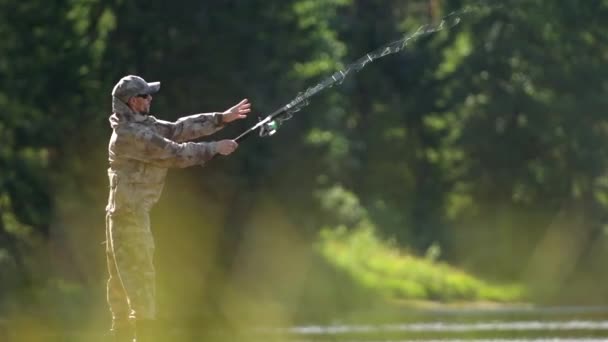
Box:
105 75 251 341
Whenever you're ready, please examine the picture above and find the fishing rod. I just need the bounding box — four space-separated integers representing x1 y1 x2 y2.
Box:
234 5 473 143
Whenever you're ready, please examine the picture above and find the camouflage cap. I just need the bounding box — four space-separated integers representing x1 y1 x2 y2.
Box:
111 75 160 102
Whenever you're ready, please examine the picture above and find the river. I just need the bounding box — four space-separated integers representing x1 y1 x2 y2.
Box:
269 306 608 342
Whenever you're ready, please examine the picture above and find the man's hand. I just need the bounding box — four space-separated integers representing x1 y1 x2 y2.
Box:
216 140 238 155
222 99 252 123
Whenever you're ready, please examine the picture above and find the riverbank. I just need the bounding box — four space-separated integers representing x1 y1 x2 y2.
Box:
314 224 524 307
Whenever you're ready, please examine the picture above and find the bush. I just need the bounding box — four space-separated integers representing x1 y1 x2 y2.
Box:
317 223 524 303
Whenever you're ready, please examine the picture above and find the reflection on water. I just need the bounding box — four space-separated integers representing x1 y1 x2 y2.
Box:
294 340 608 342
280 306 608 342
290 320 608 334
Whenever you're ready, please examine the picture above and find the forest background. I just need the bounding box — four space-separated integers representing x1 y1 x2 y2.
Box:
2 0 608 333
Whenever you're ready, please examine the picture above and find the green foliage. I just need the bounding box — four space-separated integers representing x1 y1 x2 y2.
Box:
318 224 523 302
3 0 608 328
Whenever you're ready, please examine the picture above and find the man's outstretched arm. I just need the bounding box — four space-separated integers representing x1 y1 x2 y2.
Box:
155 99 252 142
112 124 238 168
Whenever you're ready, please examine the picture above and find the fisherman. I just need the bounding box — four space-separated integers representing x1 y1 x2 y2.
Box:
105 75 251 341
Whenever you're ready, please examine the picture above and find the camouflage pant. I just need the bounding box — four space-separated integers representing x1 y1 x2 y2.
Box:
105 210 156 329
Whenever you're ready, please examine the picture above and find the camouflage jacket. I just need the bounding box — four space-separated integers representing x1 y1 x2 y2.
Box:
106 100 224 214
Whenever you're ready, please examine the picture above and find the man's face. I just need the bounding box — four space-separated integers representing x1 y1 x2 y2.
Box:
128 94 153 114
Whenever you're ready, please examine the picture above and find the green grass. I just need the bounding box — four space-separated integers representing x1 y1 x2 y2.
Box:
317 223 524 303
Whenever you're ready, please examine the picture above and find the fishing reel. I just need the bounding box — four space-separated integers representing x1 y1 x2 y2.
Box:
259 119 279 137
258 111 293 137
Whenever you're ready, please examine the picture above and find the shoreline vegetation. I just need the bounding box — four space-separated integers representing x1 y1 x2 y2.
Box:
316 224 525 307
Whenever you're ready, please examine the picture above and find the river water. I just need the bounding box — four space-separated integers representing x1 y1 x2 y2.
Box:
9 306 608 341
271 306 608 342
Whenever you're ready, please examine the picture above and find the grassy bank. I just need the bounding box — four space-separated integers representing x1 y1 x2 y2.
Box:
316 223 524 304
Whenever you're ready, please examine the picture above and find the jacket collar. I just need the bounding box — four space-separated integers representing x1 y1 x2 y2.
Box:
112 96 148 122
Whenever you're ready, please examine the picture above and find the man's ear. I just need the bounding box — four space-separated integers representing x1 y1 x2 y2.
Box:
126 97 136 109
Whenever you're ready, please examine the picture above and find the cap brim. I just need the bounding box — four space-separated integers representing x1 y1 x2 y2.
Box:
144 82 161 94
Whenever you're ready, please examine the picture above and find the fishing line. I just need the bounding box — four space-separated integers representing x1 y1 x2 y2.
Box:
235 1 497 142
